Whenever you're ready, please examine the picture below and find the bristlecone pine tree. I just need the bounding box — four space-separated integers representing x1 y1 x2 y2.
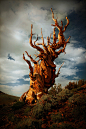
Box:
19 8 71 104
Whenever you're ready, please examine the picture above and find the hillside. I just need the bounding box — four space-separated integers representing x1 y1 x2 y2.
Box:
0 91 19 105
0 82 86 129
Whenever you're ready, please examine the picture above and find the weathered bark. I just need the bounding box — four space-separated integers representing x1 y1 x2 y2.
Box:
19 8 71 104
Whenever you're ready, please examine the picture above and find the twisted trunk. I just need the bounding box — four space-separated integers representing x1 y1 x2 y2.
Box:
19 8 71 104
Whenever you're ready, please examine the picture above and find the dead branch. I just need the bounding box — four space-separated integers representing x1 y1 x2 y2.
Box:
29 24 44 53
25 51 37 64
63 17 69 32
23 53 33 75
55 62 64 77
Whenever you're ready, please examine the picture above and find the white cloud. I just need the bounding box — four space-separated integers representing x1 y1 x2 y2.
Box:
54 38 86 85
55 76 77 87
0 84 29 97
57 41 86 65
0 57 29 84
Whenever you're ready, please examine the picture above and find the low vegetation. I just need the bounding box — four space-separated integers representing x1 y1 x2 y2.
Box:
0 79 86 129
0 91 19 106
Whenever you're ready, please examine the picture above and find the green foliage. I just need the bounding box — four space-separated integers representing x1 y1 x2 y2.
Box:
8 112 21 124
32 103 44 119
51 112 62 122
48 83 62 95
65 79 86 90
57 83 62 93
50 123 58 129
78 79 84 87
71 105 86 121
57 89 73 98
77 86 85 91
44 102 52 112
0 92 19 105
68 93 86 105
24 106 31 115
12 101 25 110
69 93 86 121
31 90 73 120
16 118 43 129
59 123 75 129
0 79 86 129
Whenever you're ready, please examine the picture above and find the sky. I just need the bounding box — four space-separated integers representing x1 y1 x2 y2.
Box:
0 0 86 97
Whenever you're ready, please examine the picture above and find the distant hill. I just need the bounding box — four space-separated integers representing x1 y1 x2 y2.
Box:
0 91 19 105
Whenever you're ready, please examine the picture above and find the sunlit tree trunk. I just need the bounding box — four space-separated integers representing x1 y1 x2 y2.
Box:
19 8 71 104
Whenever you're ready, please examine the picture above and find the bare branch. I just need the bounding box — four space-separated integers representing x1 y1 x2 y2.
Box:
23 53 33 75
61 20 63 29
25 51 37 64
65 36 71 43
55 62 64 77
34 34 38 45
51 8 60 30
53 43 66 59
29 24 44 53
63 17 69 32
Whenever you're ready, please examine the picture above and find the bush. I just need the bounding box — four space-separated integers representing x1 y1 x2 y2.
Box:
50 123 58 129
13 99 17 102
0 104 4 108
71 105 86 121
68 93 86 121
16 118 43 129
8 112 21 124
68 94 79 103
24 106 31 115
44 102 52 112
78 79 84 87
12 101 25 110
32 102 44 119
51 112 62 123
59 122 75 129
68 93 86 105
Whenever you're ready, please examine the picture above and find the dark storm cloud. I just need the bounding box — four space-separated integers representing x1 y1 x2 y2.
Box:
8 54 15 61
76 63 86 79
28 34 44 41
67 10 86 47
0 77 30 86
23 74 29 79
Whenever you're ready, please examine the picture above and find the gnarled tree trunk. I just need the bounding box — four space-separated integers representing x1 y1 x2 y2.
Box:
19 8 71 104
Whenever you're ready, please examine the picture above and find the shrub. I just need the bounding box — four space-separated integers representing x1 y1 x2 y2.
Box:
78 79 84 87
13 99 17 102
51 112 62 123
68 94 80 104
16 118 43 129
44 102 52 112
68 93 86 105
59 122 75 129
71 105 86 121
12 101 25 110
50 123 58 129
32 102 44 119
8 112 21 124
24 106 31 115
0 104 3 108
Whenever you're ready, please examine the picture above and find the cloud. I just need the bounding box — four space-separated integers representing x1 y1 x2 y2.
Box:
8 53 15 61
55 76 77 87
0 84 29 97
0 56 29 84
54 37 86 84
